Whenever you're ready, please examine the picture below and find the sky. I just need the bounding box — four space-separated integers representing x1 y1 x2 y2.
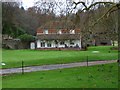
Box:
21 0 35 9
21 0 118 9
21 0 65 9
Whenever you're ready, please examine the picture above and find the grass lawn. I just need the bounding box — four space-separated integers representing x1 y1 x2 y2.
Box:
2 63 118 88
2 46 118 68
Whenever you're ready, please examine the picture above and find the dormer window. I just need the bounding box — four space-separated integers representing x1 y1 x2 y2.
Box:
57 30 62 34
43 29 48 34
70 30 75 34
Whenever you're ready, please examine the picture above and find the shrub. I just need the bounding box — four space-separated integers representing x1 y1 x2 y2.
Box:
18 34 35 42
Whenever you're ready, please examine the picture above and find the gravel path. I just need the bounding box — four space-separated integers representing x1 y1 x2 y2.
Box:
0 60 117 75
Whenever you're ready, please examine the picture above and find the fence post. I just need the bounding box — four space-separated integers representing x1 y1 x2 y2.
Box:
22 61 24 74
87 56 88 66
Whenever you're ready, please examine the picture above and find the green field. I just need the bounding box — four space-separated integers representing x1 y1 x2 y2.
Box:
2 46 118 68
2 63 118 88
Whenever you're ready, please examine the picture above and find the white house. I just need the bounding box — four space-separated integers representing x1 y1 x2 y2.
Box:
36 29 81 50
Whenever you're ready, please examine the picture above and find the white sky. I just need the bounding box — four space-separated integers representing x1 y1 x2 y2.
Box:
21 0 118 9
21 0 65 9
21 0 36 9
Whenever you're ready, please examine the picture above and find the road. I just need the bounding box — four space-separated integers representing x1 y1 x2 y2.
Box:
0 60 117 75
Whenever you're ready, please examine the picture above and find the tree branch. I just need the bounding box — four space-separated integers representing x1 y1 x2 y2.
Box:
73 1 115 11
91 3 119 27
73 2 87 10
73 1 119 29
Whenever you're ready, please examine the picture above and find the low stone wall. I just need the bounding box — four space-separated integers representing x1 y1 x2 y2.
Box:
2 39 29 49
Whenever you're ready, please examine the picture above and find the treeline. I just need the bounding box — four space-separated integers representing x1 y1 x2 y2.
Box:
2 2 58 38
2 2 118 45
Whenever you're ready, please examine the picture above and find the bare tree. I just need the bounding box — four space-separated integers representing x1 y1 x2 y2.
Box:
73 1 119 48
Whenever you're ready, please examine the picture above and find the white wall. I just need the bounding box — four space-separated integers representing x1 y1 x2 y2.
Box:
51 41 56 47
65 40 70 46
58 44 65 48
37 39 81 49
37 40 41 48
56 40 81 48
75 40 81 49
37 40 56 48
68 40 81 48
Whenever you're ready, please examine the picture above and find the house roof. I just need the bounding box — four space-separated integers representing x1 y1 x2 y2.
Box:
37 34 81 40
39 20 75 29
36 20 81 34
36 29 81 34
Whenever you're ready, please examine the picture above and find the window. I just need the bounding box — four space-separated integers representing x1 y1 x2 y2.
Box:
57 30 62 34
60 41 64 45
43 30 48 34
41 42 45 47
70 40 74 45
70 30 75 34
47 43 51 47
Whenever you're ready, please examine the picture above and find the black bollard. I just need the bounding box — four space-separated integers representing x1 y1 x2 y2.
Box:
22 61 24 74
87 56 88 66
